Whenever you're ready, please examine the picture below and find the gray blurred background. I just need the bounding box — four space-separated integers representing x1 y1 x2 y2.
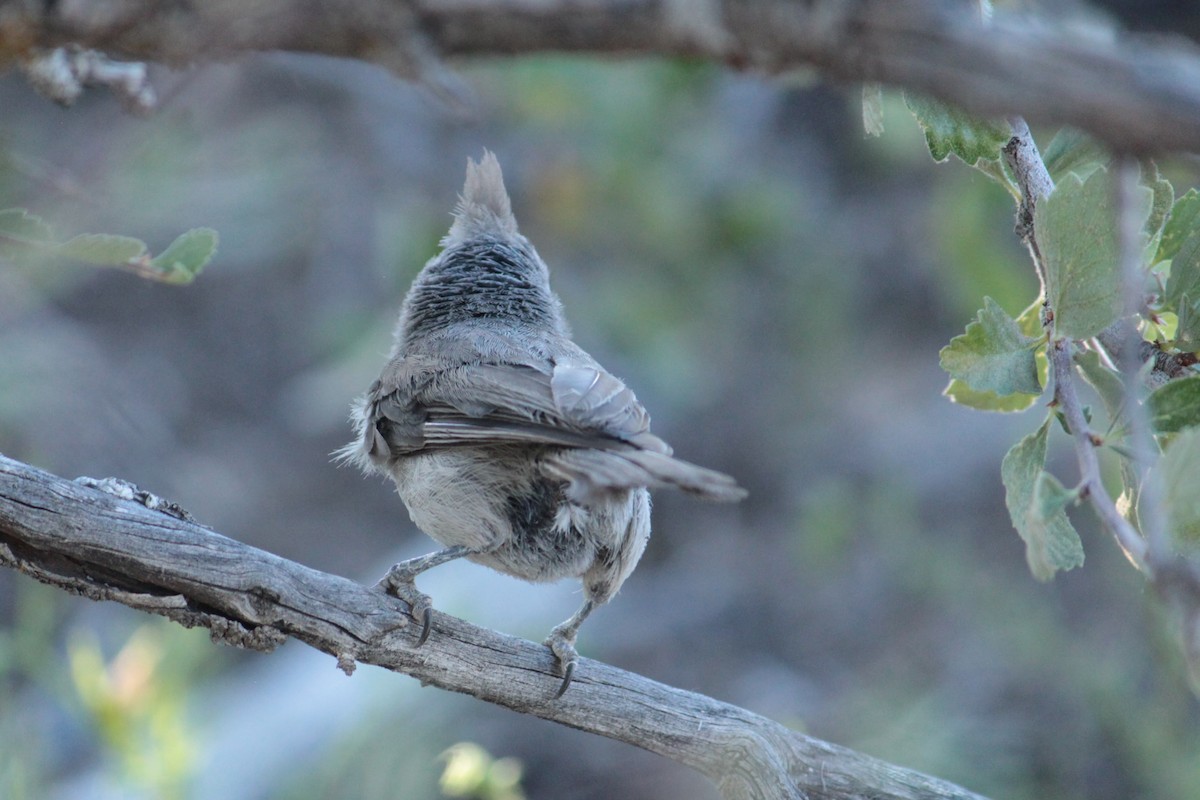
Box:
1 45 1198 800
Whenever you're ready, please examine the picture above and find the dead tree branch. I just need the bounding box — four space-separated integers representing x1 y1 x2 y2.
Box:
0 453 987 800
2 0 1200 152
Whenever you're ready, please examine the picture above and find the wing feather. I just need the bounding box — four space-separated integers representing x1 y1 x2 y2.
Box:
349 352 742 502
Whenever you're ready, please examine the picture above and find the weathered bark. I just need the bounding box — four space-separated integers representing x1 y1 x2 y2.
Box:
2 0 1200 152
0 453 986 800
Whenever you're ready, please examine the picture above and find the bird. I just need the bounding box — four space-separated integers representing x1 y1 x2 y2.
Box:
340 151 746 696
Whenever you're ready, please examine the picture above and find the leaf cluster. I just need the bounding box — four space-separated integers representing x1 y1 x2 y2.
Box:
896 93 1200 586
0 208 217 284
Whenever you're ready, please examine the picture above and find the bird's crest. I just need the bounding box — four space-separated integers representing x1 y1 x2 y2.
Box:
443 150 519 246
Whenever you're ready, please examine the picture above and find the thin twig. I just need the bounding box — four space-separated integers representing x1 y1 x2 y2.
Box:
1005 121 1150 568
1009 122 1200 684
19 47 156 113
1002 117 1053 291
1048 339 1149 568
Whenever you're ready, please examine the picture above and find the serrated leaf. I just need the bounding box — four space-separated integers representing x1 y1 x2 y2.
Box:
1041 129 1107 184
940 297 1041 395
56 234 148 265
150 228 218 284
862 84 884 137
1148 375 1200 433
1160 427 1200 544
1032 469 1080 526
1027 468 1086 584
1037 169 1152 340
903 92 1011 167
1073 349 1127 426
1001 419 1085 580
0 208 55 252
1156 188 1200 265
1165 229 1200 312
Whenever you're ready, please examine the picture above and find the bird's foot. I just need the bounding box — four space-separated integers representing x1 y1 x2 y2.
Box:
375 566 433 645
544 625 580 698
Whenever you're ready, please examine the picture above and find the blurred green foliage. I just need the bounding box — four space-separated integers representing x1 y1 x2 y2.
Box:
67 623 212 799
2 43 1200 800
439 742 526 800
795 475 1200 799
0 582 216 799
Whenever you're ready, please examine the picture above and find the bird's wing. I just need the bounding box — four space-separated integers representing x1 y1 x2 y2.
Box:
366 357 669 457
358 354 745 502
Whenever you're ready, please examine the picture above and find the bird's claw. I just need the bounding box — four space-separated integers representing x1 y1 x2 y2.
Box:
555 660 575 699
544 629 580 697
417 606 432 646
375 567 433 645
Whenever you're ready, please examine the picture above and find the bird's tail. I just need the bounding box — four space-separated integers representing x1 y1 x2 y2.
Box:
544 448 747 504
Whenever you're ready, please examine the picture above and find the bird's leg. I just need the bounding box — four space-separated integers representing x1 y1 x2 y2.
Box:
544 598 596 697
375 545 473 645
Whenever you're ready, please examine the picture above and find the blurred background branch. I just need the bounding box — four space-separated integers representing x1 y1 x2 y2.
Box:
3 0 1200 151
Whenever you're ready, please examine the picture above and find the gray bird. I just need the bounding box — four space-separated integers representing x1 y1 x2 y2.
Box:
340 152 745 696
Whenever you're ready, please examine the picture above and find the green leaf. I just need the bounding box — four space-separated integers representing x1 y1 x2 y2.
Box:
149 228 218 285
1037 169 1152 340
56 234 148 265
943 379 1040 412
940 297 1042 395
0 208 55 255
972 157 1018 196
1160 427 1200 544
1144 164 1174 262
1041 129 1107 184
0 208 55 242
862 84 884 137
1032 470 1080 527
1156 188 1200 265
1117 457 1142 531
1148 375 1200 433
1014 297 1045 337
1073 349 1126 426
903 92 1011 167
1014 298 1051 392
1001 419 1085 580
1165 229 1200 311
1052 405 1093 436
1176 294 1200 348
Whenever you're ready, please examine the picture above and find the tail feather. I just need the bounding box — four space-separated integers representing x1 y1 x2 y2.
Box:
545 448 746 504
